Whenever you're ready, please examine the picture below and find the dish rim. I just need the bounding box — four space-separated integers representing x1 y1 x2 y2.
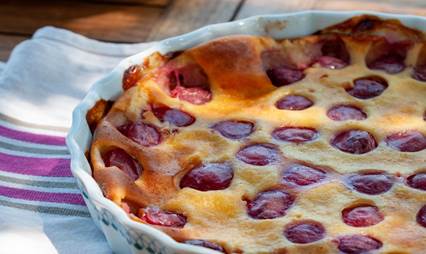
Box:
66 10 426 254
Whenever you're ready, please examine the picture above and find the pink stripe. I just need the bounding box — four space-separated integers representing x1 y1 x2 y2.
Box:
0 185 85 205
0 152 72 177
0 125 65 146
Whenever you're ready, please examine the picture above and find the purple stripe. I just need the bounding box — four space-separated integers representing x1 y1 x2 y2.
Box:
0 152 72 177
0 125 65 146
0 185 85 205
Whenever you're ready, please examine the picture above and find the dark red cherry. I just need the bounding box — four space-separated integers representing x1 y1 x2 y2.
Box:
139 206 186 228
120 122 161 147
319 36 350 69
212 120 254 139
366 40 410 74
336 235 382 254
247 190 294 219
416 205 426 227
123 65 142 90
413 44 426 82
354 19 376 32
236 143 280 166
281 164 326 186
327 105 367 121
272 127 318 143
413 65 426 82
103 148 142 181
167 64 212 105
266 67 305 87
152 106 195 127
168 64 209 89
342 205 384 227
275 95 313 110
348 76 388 99
385 130 426 152
331 130 377 154
170 86 212 105
407 173 426 191
284 220 325 244
184 240 225 252
180 163 233 191
347 172 393 195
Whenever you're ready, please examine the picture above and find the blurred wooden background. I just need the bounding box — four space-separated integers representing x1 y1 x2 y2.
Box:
1 0 426 61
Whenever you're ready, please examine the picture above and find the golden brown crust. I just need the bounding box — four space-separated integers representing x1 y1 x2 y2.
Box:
90 15 426 253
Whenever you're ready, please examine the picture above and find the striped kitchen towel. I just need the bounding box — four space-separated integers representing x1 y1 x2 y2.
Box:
0 27 154 254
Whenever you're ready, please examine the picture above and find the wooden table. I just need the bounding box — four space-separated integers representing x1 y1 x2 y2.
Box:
1 0 426 61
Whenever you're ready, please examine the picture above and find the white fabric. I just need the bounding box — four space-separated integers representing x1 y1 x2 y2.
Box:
0 26 155 129
0 26 155 254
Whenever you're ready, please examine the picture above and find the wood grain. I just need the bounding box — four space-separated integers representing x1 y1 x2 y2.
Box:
88 0 171 7
146 0 242 41
237 0 426 19
0 34 28 61
1 0 426 62
0 0 163 42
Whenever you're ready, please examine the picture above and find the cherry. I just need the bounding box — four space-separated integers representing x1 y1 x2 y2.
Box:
102 148 142 181
385 130 426 152
266 67 305 87
212 120 254 139
167 64 212 105
348 76 388 99
170 86 212 105
139 206 186 228
284 220 325 244
275 95 313 110
119 122 161 147
353 19 376 32
168 64 209 89
327 105 367 121
416 205 426 227
236 143 280 166
319 36 350 69
407 173 426 191
247 190 294 219
342 205 383 227
180 163 233 191
336 235 382 254
347 172 393 195
366 40 410 74
272 127 318 143
122 65 142 90
413 45 426 81
413 66 426 81
281 164 326 186
152 106 195 127
184 240 225 252
331 130 377 154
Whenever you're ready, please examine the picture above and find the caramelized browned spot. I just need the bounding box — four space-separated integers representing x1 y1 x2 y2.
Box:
123 65 142 90
86 99 113 133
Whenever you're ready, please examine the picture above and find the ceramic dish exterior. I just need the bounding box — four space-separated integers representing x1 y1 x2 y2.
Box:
66 10 426 254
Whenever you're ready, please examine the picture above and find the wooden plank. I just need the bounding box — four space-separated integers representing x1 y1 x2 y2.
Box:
88 0 171 7
236 0 426 19
0 34 28 62
0 0 163 42
146 0 242 41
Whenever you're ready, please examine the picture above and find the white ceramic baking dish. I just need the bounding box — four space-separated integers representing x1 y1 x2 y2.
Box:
66 10 426 254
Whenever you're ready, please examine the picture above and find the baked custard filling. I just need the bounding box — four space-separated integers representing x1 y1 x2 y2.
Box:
88 15 426 253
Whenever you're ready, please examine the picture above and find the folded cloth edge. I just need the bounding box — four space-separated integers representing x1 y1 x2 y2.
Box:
33 26 157 58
